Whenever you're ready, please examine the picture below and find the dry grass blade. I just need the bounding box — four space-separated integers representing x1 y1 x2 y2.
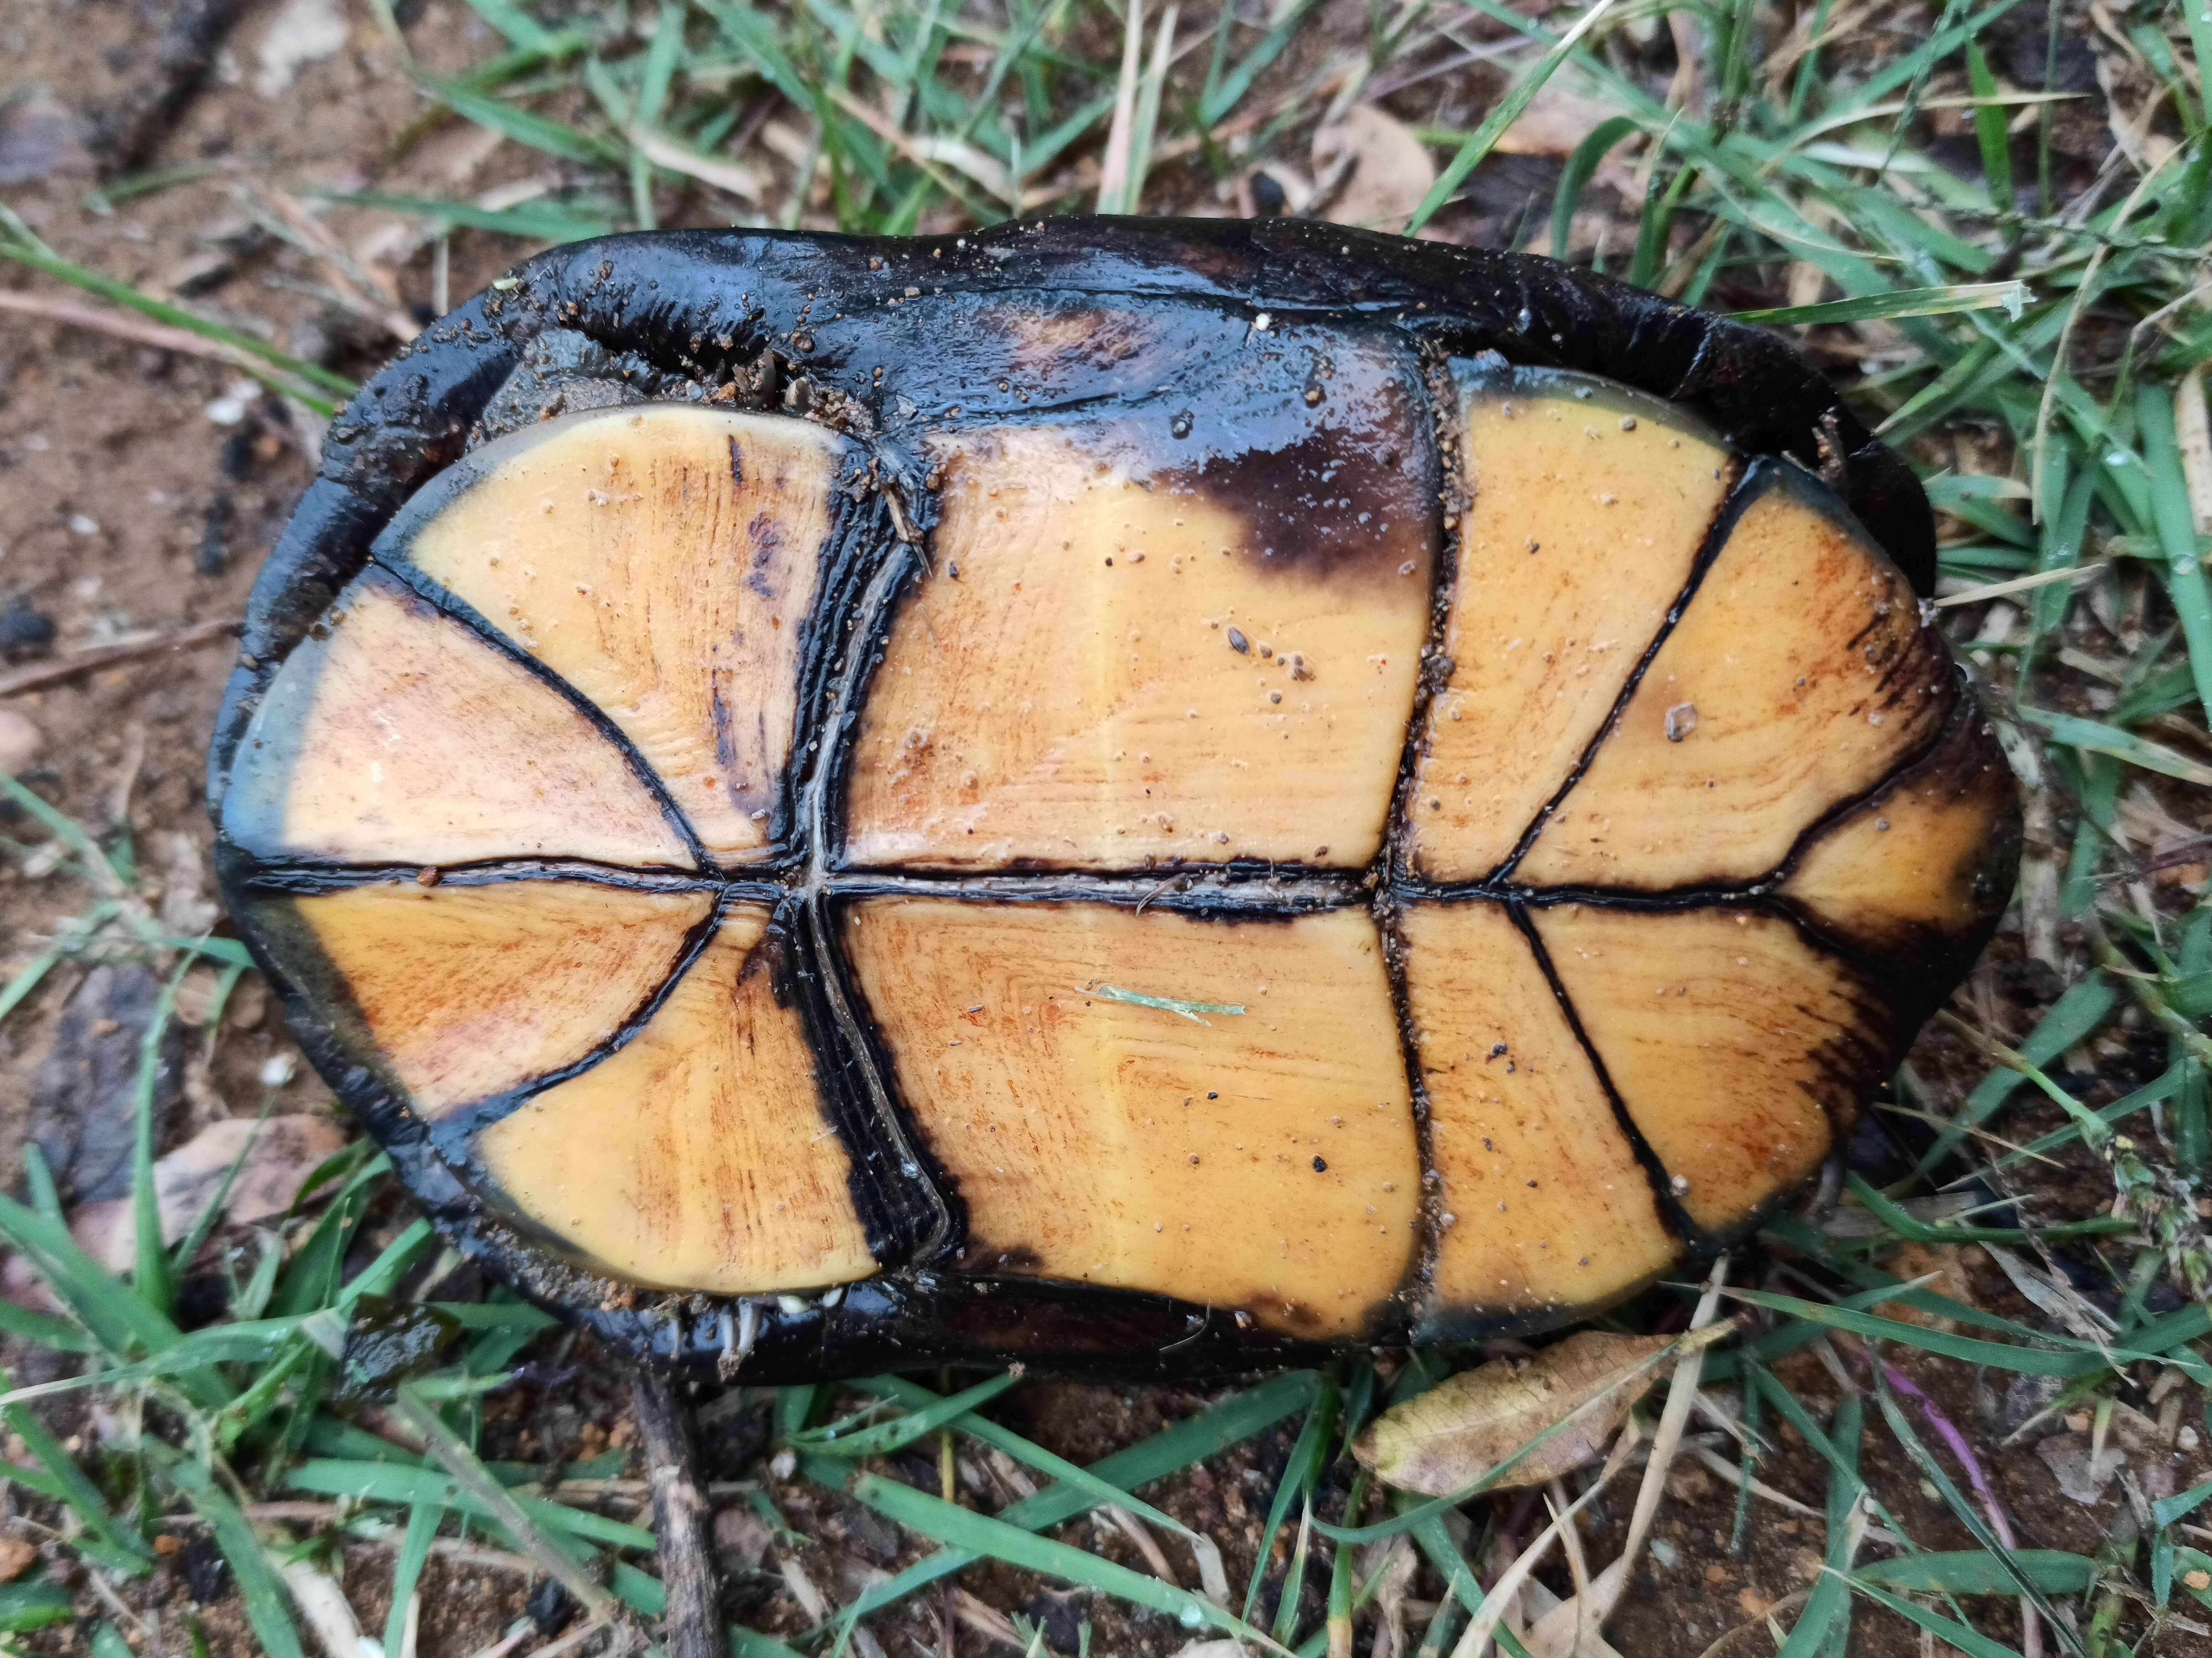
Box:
0 618 243 700
1683 1444 1906 1546
388 1386 617 1626
1096 0 1145 213
278 1556 374 1658
1105 1504 1183 1589
1448 1424 1636 1658
0 293 308 390
629 127 766 203
1526 1259 1729 1653
2179 367 2212 535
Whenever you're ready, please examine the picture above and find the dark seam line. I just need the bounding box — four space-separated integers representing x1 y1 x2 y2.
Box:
365 549 716 871
1396 683 1965 914
1399 871 1776 908
811 541 922 869
791 891 955 1264
1762 892 1948 1008
797 473 960 1266
1481 452 1755 886
1506 898 1713 1251
804 892 960 1264
1739 691 1964 884
1374 887 1437 1322
1372 344 1465 1311
789 485 897 861
229 856 756 896
424 884 736 1154
824 873 1365 911
810 892 971 1266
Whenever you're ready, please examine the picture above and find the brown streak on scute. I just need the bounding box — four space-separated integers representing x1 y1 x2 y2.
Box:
737 922 800 1012
1148 337 1435 591
1000 305 1159 377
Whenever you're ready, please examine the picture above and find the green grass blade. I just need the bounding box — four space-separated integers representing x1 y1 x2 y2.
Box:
152 1444 308 1658
384 1500 440 1657
0 1299 94 1352
20 1145 62 1228
1243 1376 1335 1621
170 1098 277 1275
1196 0 1325 125
2135 379 2212 727
0 1578 74 1631
411 72 623 165
0 242 355 401
1731 281 2028 326
2 1385 154 1568
1871 1376 2088 1655
1776 1392 1859 1656
462 0 562 52
390 1386 621 1615
1550 115 1640 258
1732 1287 2209 1381
2015 705 2212 785
1846 1577 2029 1657
131 957 190 1319
800 1370 1021 1457
1964 40 2013 208
0 1192 187 1364
1273 1495 1314 1645
1859 1551 2096 1595
315 188 614 241
851 1375 1203 1544
847 1469 1288 1653
832 1370 1317 1628
0 947 58 1025
1406 0 1627 235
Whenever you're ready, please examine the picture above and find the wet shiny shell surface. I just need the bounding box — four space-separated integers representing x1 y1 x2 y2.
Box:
209 220 2019 1380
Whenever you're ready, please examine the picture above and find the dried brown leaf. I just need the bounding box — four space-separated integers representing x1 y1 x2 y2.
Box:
69 1114 349 1271
1353 1330 1688 1495
1311 106 1435 232
1493 84 1628 158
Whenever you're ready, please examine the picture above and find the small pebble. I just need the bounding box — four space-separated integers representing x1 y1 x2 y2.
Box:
0 709 44 773
0 598 55 653
203 378 260 425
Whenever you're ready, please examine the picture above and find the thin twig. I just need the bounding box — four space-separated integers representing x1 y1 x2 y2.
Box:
0 617 242 699
0 290 285 379
632 1366 720 1658
1526 1256 1729 1653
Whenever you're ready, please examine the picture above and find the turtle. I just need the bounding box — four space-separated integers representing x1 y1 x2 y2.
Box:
208 217 2021 1384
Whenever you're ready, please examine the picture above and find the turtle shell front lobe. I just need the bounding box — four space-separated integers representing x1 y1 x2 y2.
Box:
210 221 2019 1380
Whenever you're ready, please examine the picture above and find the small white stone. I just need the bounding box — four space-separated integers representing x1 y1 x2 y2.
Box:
0 709 44 774
205 378 260 425
66 514 99 536
259 1052 298 1088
